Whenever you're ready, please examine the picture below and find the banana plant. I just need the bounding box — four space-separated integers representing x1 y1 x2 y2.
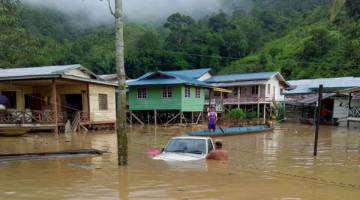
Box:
330 0 346 22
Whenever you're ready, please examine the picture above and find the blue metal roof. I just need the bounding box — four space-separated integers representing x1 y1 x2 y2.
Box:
205 72 280 83
286 77 360 95
136 68 211 80
128 71 212 88
167 68 211 79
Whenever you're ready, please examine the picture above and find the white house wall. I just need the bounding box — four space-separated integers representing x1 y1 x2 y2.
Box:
333 97 360 124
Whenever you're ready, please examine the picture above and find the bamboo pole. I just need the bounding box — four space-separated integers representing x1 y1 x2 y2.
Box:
114 0 128 165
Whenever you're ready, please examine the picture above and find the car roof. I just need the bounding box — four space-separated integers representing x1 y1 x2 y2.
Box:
171 136 211 140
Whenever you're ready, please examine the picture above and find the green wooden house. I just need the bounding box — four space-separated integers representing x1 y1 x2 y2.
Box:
127 69 212 124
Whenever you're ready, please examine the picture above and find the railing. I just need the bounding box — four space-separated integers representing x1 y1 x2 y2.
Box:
349 107 360 118
205 96 274 105
79 112 90 123
0 110 65 124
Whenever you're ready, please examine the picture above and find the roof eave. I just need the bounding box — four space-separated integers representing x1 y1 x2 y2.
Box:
0 74 60 81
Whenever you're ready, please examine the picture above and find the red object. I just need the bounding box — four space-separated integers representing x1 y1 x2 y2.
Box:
146 149 161 156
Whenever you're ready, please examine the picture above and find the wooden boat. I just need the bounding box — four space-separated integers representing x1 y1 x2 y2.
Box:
0 128 29 136
187 125 274 137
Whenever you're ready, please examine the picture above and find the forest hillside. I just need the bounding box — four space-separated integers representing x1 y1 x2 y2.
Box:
1 0 360 79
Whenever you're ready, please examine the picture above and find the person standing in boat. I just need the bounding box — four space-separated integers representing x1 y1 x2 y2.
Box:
208 106 218 132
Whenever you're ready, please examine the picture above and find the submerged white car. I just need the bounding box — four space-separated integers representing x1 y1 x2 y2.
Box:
153 136 215 161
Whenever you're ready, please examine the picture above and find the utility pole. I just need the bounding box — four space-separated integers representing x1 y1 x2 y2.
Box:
114 0 128 165
314 84 323 156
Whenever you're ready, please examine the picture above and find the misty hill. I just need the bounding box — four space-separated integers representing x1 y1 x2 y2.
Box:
1 0 360 79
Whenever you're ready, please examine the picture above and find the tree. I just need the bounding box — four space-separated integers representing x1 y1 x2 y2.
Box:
345 0 360 19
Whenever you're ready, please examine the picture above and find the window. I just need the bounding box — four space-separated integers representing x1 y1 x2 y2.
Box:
1 91 16 109
273 86 276 96
185 87 191 98
251 86 258 95
233 87 238 96
195 88 201 98
137 88 147 99
98 94 108 110
267 84 271 95
162 87 172 98
280 88 284 95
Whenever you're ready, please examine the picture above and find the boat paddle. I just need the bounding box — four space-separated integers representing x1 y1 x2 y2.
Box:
217 118 225 134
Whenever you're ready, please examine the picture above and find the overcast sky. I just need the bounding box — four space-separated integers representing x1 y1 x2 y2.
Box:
23 0 224 25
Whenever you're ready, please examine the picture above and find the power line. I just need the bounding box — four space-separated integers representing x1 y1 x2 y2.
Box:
131 46 360 68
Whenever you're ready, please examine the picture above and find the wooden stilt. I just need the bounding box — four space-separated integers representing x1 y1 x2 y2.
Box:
195 112 202 124
131 112 144 125
263 104 266 124
165 112 181 126
237 87 240 108
147 112 150 124
154 110 157 126
129 111 133 126
180 112 183 124
51 79 58 135
191 112 194 124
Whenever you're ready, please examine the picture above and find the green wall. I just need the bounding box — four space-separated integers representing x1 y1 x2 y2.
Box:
129 85 206 112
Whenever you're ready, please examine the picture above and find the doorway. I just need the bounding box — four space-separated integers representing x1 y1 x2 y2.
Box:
64 94 83 121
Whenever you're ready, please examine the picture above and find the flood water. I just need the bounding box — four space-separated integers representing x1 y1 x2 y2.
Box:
1 123 360 199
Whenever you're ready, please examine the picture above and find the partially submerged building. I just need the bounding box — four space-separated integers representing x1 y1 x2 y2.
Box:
127 69 213 125
0 65 117 133
285 77 360 125
205 72 289 120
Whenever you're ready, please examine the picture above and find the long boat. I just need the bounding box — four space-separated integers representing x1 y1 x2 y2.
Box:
0 128 29 136
187 125 274 137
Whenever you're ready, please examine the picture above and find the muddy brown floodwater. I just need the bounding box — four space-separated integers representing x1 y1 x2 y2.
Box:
1 123 360 199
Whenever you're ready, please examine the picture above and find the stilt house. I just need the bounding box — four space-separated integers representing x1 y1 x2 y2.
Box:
0 64 117 133
127 69 213 125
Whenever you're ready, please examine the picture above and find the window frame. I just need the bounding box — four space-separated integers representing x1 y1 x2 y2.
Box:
251 86 259 95
185 86 191 98
195 88 201 98
162 86 173 98
98 93 108 111
137 88 147 99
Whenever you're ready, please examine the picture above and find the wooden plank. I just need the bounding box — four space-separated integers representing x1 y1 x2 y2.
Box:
130 112 144 125
165 112 181 126
0 149 107 161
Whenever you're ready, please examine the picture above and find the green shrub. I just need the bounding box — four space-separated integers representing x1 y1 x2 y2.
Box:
226 108 246 120
246 111 258 119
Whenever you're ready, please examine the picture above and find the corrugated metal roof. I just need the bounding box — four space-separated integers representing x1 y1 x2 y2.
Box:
0 64 80 78
135 68 211 80
0 64 117 86
286 77 360 95
205 72 279 83
128 71 211 88
167 68 211 79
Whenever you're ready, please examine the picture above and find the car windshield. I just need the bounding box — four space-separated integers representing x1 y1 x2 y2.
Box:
164 138 206 155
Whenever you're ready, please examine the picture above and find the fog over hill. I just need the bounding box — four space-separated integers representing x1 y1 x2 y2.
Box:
22 0 230 26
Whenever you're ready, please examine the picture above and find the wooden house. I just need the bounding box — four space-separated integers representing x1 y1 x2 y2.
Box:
0 64 117 133
285 77 360 126
127 69 213 125
205 72 289 120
